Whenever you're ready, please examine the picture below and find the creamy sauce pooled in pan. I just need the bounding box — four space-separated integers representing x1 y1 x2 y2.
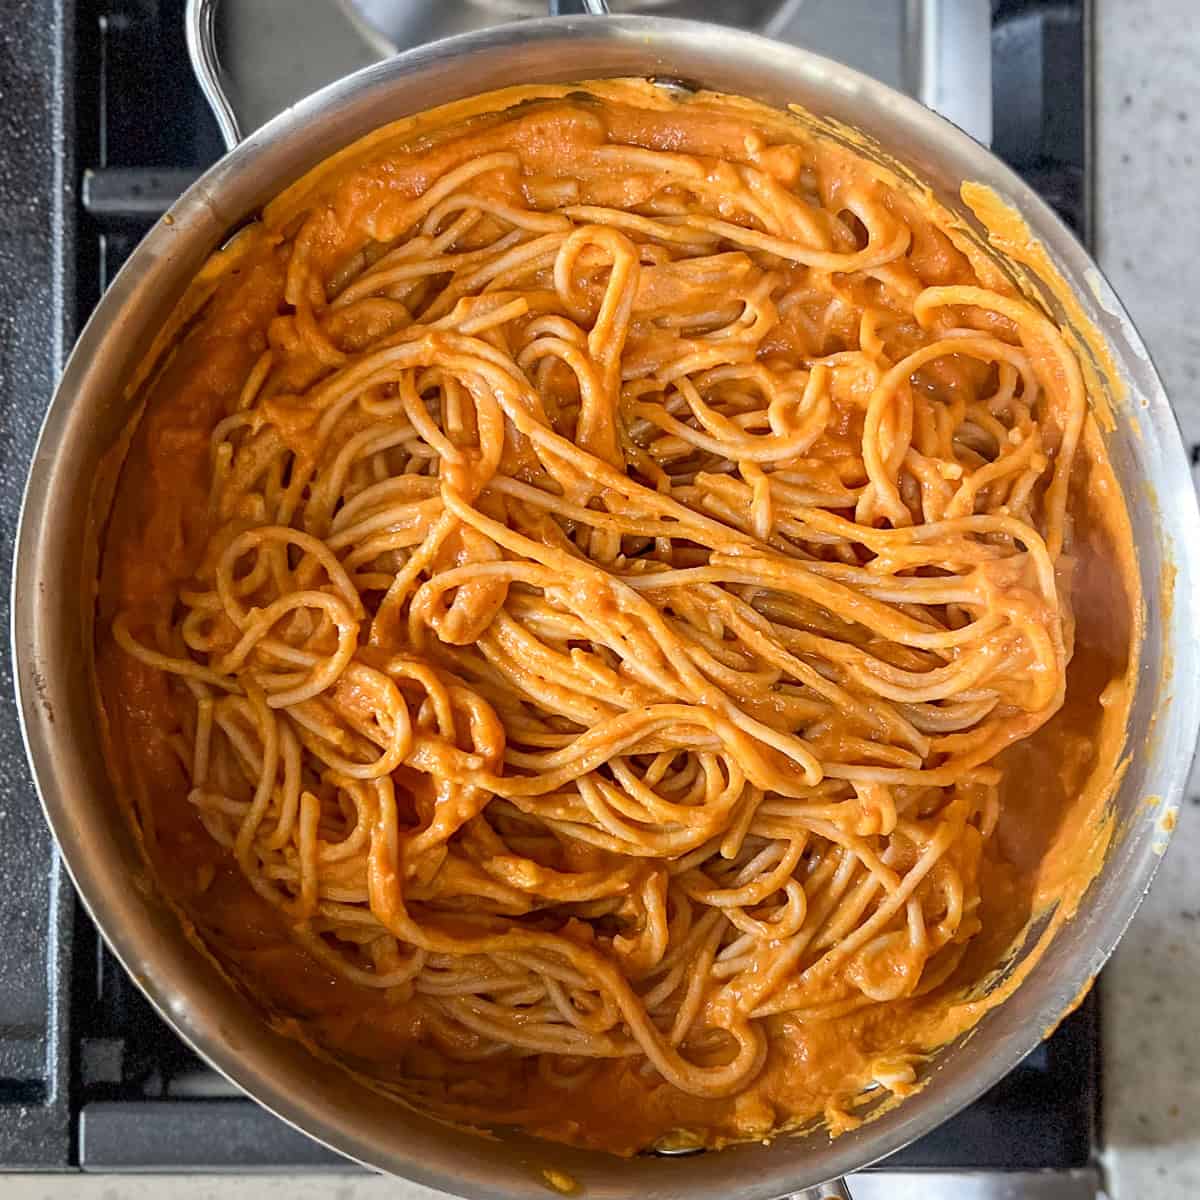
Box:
93 81 1140 1155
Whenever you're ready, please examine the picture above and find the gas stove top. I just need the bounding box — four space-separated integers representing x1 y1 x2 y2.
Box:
0 2 1109 1195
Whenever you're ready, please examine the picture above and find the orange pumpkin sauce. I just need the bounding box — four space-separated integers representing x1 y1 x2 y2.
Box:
93 82 1139 1155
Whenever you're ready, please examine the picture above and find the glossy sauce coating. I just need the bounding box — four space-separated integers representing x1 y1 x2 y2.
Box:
94 82 1139 1154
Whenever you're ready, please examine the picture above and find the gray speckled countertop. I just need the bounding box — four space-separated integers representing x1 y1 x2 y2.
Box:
2 1 1197 1197
1095 4 1200 1196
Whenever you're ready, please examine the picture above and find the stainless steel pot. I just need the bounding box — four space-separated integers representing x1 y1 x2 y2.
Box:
12 10 1200 1200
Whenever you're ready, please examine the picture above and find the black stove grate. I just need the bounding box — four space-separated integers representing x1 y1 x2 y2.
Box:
0 0 1098 1173
0 0 78 1171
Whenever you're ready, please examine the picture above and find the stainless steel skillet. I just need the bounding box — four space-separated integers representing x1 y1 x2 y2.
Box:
13 4 1199 1199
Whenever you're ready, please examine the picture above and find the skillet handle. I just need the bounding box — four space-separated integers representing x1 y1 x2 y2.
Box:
549 0 611 12
788 1181 853 1200
186 0 610 153
184 0 242 151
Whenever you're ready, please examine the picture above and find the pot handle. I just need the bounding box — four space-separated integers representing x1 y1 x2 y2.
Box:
549 0 611 12
789 1181 853 1200
184 0 242 151
186 0 610 152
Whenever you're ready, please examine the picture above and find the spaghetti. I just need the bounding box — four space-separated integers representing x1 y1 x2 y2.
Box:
95 81 1135 1154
